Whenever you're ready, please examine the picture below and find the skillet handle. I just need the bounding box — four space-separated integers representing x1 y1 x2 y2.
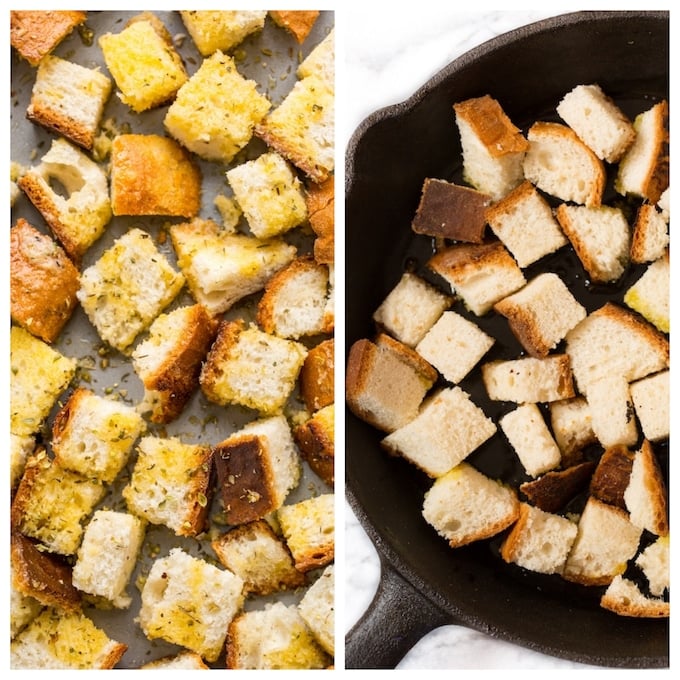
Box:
344 555 453 669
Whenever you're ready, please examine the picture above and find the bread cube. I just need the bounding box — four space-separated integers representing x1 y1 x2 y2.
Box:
294 403 335 487
423 462 520 548
180 10 267 55
299 337 334 413
589 444 634 509
164 51 271 163
99 13 187 113
586 375 638 448
77 228 185 353
213 415 301 525
494 273 586 358
10 584 43 641
72 510 145 608
600 574 669 618
10 607 127 669
624 440 668 536
10 218 80 344
630 203 669 264
255 74 334 184
305 176 334 265
227 152 308 240
110 134 201 217
17 138 112 262
26 55 112 151
10 325 76 437
297 27 334 84
428 241 526 316
415 310 494 384
298 564 334 656
630 370 669 442
549 397 597 459
485 181 569 268
270 11 319 44
51 387 145 483
11 451 105 555
636 535 669 597
200 320 307 415
139 548 244 663
277 494 334 572
10 10 86 66
170 218 296 316
212 520 305 596
373 271 453 347
623 251 669 333
657 186 670 222
140 652 209 669
382 387 496 477
123 435 213 537
10 434 35 490
226 602 330 670
519 462 596 514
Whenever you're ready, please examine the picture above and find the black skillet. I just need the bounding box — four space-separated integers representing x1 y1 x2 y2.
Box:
345 10 669 669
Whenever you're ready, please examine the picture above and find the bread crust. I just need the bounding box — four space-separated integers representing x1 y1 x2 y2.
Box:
294 405 334 486
305 177 334 265
299 338 334 413
269 10 319 43
519 461 596 513
10 11 86 66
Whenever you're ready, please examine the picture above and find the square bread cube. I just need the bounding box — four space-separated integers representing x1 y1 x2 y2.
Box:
298 564 334 656
170 218 296 316
51 387 146 483
549 397 597 459
270 11 319 44
123 435 213 537
630 370 669 442
415 310 494 384
211 519 305 596
630 203 669 264
10 583 43 641
373 271 453 347
164 51 271 163
110 134 201 217
624 440 668 536
10 218 80 344
99 13 188 113
586 375 638 449
213 415 301 526
140 652 209 669
10 325 76 437
200 320 307 415
305 176 334 265
26 55 112 151
227 152 308 240
623 251 669 333
297 28 334 84
299 337 334 413
139 548 244 663
294 403 335 487
72 510 145 608
180 10 267 55
10 434 35 490
77 228 185 353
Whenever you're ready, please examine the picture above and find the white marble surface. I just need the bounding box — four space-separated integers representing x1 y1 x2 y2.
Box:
340 7 613 671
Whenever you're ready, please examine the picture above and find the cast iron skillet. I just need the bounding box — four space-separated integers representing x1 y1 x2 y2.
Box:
345 11 669 669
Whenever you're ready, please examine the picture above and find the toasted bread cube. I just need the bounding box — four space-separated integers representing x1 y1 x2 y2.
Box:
256 74 334 184
297 28 334 84
624 251 669 333
624 440 668 536
165 51 271 163
10 584 43 641
630 370 669 442
123 436 213 537
305 176 334 265
299 337 334 413
140 652 210 670
630 203 669 264
11 451 105 555
99 13 187 113
589 444 634 509
72 510 145 608
17 138 112 262
180 10 267 55
10 434 35 490
270 11 319 44
294 403 335 487
227 152 308 240
10 10 86 66
214 415 301 525
27 55 112 151
110 134 201 217
298 564 334 656
519 462 596 513
277 494 334 573
10 325 76 437
77 228 185 353
212 520 305 596
139 548 244 663
51 387 145 483
10 607 127 670
10 219 80 344
170 218 296 316
200 320 307 415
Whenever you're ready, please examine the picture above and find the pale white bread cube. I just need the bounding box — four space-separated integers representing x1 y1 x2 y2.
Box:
415 310 494 384
565 303 669 397
297 27 334 84
140 652 209 669
72 510 145 608
656 186 670 222
500 502 578 575
373 271 452 347
484 180 568 268
623 250 669 333
298 565 334 656
422 462 520 548
381 387 497 477
428 241 526 316
615 100 669 204
549 397 597 458
624 440 668 537
139 548 244 663
630 370 669 442
494 273 586 358
499 403 561 478
585 375 638 449
453 94 528 201
180 10 267 55
635 535 669 597
523 121 605 207
556 83 636 162
562 497 642 586
630 203 669 264
555 204 631 283
600 574 669 618
481 354 575 404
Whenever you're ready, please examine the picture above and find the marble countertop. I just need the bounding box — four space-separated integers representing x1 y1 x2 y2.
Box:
340 7 620 670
